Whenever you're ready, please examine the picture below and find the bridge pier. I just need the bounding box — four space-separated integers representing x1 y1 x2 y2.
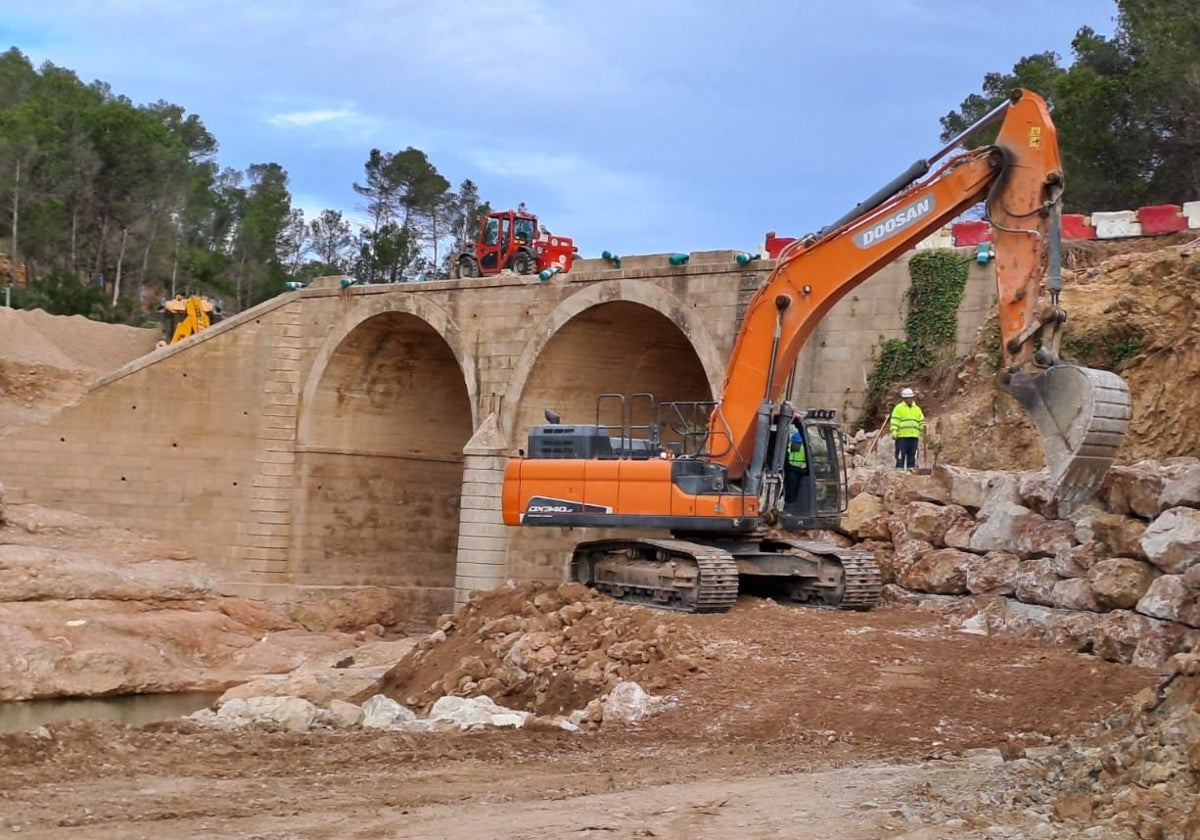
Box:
453 414 511 606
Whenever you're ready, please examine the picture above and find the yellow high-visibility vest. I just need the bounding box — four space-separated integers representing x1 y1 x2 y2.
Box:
890 401 925 439
788 432 807 467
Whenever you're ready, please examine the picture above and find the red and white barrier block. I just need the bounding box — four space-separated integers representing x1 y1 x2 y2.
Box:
761 201 1200 256
948 201 1200 246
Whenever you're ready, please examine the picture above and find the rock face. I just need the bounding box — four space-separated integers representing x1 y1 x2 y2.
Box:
837 464 1200 668
927 244 1200 470
0 503 411 701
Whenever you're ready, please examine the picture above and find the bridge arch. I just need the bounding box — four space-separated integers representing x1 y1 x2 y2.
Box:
502 280 725 445
290 294 475 610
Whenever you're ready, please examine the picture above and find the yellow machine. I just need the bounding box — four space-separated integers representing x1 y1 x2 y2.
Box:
162 295 216 344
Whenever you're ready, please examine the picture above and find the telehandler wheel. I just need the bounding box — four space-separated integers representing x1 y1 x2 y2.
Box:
455 256 481 279
511 250 536 275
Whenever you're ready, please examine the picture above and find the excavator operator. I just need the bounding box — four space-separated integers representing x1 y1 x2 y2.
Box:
784 418 808 503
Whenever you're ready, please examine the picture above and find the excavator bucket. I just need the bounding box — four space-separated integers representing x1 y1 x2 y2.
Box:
1006 365 1132 513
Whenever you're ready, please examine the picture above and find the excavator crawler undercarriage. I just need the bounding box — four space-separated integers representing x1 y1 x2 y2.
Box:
571 536 882 614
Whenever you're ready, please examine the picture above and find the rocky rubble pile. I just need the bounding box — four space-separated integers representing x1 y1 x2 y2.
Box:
370 580 703 719
1027 651 1200 839
839 460 1200 668
948 651 1200 839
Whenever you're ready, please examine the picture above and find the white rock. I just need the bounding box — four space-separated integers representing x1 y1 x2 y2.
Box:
489 713 527 729
326 698 364 729
428 695 528 730
243 695 319 732
361 694 418 729
958 614 989 636
602 681 670 725
1141 507 1200 573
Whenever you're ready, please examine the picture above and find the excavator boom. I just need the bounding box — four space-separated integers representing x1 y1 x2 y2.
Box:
707 88 1129 509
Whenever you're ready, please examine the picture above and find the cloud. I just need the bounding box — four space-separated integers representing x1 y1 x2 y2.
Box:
267 107 360 128
464 146 676 240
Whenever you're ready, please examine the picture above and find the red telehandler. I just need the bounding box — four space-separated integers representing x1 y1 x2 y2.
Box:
453 209 577 278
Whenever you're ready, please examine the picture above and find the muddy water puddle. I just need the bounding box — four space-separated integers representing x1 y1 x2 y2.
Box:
0 691 222 733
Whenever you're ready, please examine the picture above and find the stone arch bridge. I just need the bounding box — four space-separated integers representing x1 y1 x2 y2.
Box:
0 249 996 623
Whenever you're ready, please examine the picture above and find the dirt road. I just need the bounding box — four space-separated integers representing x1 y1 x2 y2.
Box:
0 598 1154 839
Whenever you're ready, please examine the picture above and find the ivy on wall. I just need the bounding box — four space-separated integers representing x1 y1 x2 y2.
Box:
861 250 970 428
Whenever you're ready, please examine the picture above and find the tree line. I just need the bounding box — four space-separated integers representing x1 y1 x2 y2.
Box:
1 0 1196 323
940 0 1199 213
0 47 492 322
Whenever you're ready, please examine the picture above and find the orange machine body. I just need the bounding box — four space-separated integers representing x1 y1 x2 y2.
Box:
502 457 759 530
504 90 1064 529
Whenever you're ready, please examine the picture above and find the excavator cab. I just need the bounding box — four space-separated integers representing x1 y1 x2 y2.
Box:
779 410 848 530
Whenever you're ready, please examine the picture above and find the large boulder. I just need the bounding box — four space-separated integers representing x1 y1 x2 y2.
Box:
942 516 977 550
881 538 933 584
1013 558 1058 606
1089 514 1148 560
963 551 1020 596
1051 578 1099 612
933 465 1016 512
890 501 970 547
1017 470 1066 519
1014 518 1077 559
839 493 890 540
969 502 1038 553
1054 543 1103 579
875 471 952 510
1088 558 1159 611
1101 463 1168 519
896 548 972 595
1137 576 1200 628
1160 465 1200 511
1140 507 1200 574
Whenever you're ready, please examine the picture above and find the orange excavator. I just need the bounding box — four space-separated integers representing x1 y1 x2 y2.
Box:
501 89 1132 613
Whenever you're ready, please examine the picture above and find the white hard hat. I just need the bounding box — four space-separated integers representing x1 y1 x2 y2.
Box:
900 387 915 398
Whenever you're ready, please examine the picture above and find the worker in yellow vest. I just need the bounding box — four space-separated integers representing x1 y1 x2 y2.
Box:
784 419 808 503
890 387 925 471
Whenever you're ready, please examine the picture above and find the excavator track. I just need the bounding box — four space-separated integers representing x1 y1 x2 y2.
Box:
571 538 739 613
764 538 884 611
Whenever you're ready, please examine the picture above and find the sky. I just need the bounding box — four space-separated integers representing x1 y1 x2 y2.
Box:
1 1 1119 258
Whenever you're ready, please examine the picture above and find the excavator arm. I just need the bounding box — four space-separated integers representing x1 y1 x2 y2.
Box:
707 89 1130 510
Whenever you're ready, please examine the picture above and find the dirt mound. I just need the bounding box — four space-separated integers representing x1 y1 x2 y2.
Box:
0 307 158 431
371 581 704 717
921 237 1200 470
